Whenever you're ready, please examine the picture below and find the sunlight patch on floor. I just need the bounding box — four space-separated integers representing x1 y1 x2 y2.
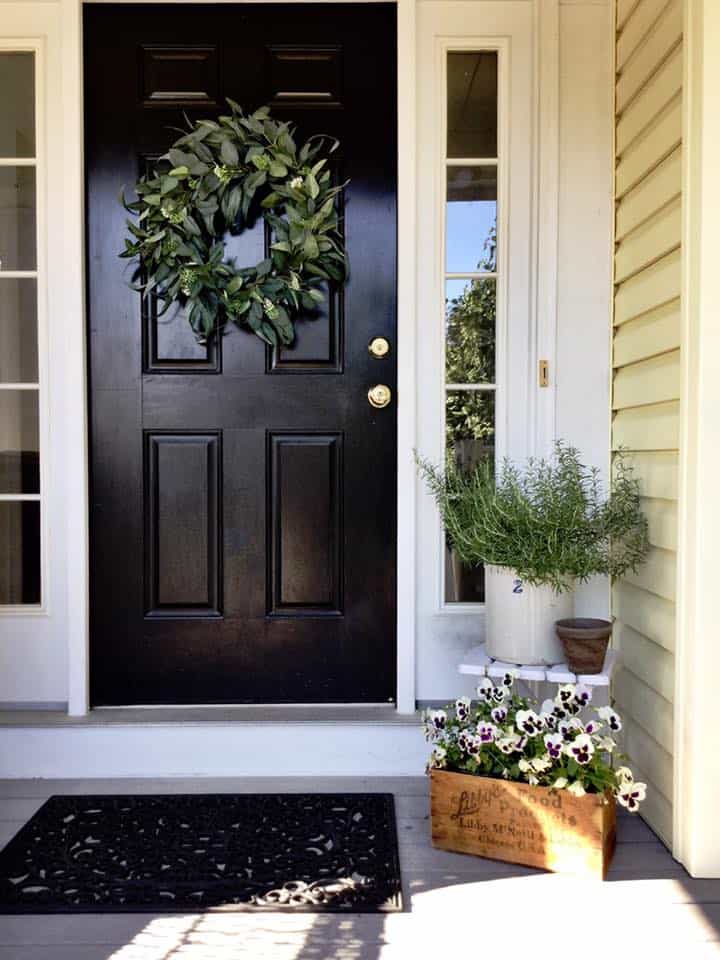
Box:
96 875 720 960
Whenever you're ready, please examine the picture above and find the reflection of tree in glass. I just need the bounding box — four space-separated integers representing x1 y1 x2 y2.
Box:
445 227 496 452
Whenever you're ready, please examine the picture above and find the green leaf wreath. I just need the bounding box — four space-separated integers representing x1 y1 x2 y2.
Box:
120 102 348 346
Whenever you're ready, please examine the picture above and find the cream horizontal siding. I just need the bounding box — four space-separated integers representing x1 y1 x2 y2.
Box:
613 0 682 846
613 298 680 366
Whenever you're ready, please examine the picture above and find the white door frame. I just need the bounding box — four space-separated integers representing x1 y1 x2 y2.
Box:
59 0 418 715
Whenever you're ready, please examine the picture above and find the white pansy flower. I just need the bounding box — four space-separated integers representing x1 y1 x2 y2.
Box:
491 705 508 724
516 709 543 736
597 736 616 752
567 781 586 798
490 685 509 705
616 765 634 784
496 736 519 755
598 705 622 732
518 758 532 773
558 717 583 742
552 776 568 789
454 696 471 721
565 733 595 765
527 774 539 786
428 709 447 733
477 722 498 744
531 756 552 773
574 684 593 707
539 710 557 732
457 730 475 754
477 678 494 703
584 719 599 735
544 732 564 760
429 744 447 769
617 780 646 811
556 684 576 708
501 670 518 688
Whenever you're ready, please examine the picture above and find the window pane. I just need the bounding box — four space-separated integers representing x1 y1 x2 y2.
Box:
0 501 40 604
0 390 39 493
446 166 497 273
0 167 36 271
445 545 485 604
445 279 496 384
0 53 35 158
444 389 494 603
446 388 494 467
447 52 498 158
0 279 38 382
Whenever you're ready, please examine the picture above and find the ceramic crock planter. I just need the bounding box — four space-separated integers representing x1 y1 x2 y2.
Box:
484 564 572 665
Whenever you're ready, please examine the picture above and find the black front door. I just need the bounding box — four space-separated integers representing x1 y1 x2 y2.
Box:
85 4 397 705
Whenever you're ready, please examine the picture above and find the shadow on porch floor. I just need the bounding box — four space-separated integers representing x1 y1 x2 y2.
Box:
0 777 719 959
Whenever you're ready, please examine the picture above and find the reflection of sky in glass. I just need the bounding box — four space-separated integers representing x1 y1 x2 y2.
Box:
446 201 496 273
445 277 472 313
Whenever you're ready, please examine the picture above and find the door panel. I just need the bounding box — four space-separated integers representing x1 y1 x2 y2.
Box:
85 4 397 705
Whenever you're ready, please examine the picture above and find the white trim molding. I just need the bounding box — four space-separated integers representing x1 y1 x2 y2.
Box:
674 0 720 879
61 0 90 716
395 0 418 714
530 0 560 459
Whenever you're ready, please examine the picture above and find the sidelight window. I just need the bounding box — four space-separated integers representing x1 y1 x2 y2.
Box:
0 51 42 607
443 50 498 605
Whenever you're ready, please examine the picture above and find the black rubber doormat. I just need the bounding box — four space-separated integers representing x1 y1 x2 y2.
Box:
0 793 402 913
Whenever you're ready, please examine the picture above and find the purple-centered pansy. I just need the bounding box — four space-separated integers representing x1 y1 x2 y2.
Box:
429 709 447 732
558 717 584 742
491 705 508 724
516 709 543 736
455 696 471 722
556 685 576 707
617 781 646 811
476 678 494 703
574 684 592 708
457 730 475 754
565 733 595 765
477 722 498 744
598 706 622 732
544 732 564 760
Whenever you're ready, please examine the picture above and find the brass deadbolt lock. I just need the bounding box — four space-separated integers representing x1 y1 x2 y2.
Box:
368 384 392 408
368 337 391 358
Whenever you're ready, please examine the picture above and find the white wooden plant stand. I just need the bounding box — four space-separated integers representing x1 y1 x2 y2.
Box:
459 643 618 688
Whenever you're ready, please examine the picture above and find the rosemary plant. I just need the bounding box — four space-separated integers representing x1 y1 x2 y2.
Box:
416 442 649 593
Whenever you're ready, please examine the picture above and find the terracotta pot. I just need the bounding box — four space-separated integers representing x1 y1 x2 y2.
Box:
555 618 613 674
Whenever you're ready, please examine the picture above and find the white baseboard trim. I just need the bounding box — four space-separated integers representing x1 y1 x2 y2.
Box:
0 722 428 778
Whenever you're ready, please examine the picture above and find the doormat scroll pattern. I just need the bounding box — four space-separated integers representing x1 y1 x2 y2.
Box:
0 793 402 913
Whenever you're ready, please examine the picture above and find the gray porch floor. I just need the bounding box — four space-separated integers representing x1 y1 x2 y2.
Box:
1 777 719 959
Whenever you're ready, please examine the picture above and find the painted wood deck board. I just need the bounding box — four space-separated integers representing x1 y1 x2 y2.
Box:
0 777 718 957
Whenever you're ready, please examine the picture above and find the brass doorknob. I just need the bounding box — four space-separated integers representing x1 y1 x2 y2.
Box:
368 337 390 358
368 384 392 408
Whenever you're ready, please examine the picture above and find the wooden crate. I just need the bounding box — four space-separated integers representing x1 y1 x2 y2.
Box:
430 769 616 879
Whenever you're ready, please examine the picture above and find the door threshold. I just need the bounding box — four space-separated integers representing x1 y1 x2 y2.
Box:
0 704 420 727
96 702 396 710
